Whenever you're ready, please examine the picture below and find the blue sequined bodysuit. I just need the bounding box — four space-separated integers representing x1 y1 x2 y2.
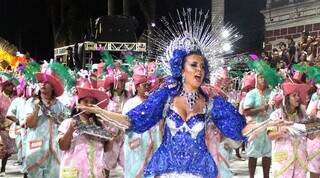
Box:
127 87 246 178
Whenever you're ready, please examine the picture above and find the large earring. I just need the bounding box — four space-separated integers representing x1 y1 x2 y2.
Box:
182 75 186 85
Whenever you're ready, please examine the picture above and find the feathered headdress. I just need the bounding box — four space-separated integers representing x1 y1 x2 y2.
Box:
0 72 19 86
293 64 320 84
47 61 76 90
146 8 242 83
246 59 283 88
17 62 41 84
0 38 27 70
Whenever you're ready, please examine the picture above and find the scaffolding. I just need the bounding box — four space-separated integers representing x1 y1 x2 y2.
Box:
54 41 146 68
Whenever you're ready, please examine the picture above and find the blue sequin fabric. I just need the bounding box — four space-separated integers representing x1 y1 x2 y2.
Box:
127 87 247 178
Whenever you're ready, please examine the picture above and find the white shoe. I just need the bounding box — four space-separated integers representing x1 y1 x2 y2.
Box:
0 172 5 177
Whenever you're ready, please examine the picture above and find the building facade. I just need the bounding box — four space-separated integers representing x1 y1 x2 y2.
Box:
212 0 225 23
261 0 320 51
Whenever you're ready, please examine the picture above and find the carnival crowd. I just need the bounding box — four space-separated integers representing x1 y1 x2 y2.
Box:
0 27 320 178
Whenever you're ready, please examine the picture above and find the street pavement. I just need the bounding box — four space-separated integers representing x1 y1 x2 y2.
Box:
5 151 267 178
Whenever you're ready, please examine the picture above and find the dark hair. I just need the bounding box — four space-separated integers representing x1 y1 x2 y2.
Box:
71 97 102 127
279 42 286 48
109 83 128 100
302 30 309 36
37 89 56 100
133 83 142 97
39 81 57 97
78 96 98 105
1 81 14 92
70 108 103 127
287 37 294 42
284 95 303 121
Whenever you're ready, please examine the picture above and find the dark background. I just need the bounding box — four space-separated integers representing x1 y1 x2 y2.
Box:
0 0 266 60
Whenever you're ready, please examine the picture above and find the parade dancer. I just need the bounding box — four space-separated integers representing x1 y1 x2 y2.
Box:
78 8 249 178
6 76 28 176
243 73 272 178
103 63 129 176
122 65 162 178
205 122 234 178
236 73 256 159
105 61 129 113
241 57 284 177
24 64 69 177
79 50 248 178
58 81 113 178
267 82 311 178
203 67 238 178
306 84 320 178
0 74 18 177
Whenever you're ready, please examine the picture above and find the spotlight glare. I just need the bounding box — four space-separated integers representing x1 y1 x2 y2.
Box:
222 43 232 52
221 29 230 38
151 23 156 27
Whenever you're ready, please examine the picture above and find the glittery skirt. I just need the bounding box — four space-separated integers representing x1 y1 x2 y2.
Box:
159 172 203 178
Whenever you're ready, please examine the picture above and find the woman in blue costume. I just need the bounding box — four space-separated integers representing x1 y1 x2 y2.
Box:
79 50 247 178
78 9 248 178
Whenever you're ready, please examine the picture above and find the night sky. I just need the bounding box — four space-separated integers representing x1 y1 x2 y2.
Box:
0 0 266 60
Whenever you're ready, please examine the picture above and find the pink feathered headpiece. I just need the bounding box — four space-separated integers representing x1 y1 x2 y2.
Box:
132 64 148 86
77 70 97 89
103 71 128 90
76 69 109 108
35 61 64 97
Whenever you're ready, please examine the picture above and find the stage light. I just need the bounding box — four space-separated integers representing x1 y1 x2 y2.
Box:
151 23 156 27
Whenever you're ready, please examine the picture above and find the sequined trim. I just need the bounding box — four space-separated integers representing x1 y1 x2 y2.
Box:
273 138 308 178
159 172 202 178
272 152 288 162
61 168 79 178
88 140 95 178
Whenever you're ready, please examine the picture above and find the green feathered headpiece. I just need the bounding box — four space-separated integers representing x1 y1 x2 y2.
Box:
293 64 320 84
0 72 19 86
22 62 41 83
99 50 114 79
100 51 114 68
246 59 283 88
47 62 76 90
86 64 93 71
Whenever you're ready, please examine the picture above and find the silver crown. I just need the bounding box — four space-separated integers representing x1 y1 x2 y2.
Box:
146 8 242 82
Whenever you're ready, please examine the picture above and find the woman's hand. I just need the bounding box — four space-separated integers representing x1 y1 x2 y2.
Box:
33 98 41 110
76 104 101 114
260 104 269 112
99 120 121 137
278 127 289 138
67 119 77 133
